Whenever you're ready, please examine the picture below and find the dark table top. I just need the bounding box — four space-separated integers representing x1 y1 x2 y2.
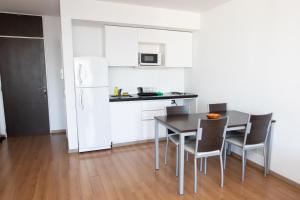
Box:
155 110 250 133
109 93 198 102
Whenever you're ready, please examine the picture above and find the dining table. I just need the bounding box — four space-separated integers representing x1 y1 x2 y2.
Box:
154 110 276 195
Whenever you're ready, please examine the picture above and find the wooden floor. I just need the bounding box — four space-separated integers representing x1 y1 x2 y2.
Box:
0 135 299 200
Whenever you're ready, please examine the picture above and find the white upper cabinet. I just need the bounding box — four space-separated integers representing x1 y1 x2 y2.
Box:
138 28 192 68
105 25 192 68
105 26 138 67
165 31 193 68
138 28 167 44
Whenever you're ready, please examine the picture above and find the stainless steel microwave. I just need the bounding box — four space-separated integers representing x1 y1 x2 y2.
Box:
139 53 161 66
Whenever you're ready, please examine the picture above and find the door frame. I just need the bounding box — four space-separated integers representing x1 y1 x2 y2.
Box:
0 74 7 137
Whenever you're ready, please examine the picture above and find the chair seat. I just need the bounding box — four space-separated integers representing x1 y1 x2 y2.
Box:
184 141 221 157
225 136 244 147
169 135 196 146
226 136 265 150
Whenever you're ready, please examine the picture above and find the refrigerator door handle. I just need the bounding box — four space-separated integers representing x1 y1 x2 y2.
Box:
80 89 85 110
78 64 83 85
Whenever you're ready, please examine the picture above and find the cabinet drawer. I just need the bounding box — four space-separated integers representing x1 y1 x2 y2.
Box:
141 100 173 111
141 109 166 121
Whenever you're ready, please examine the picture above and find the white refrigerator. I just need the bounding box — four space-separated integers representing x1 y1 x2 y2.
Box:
74 57 111 152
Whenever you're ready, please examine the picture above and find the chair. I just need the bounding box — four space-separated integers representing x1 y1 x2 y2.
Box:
209 103 244 152
164 105 189 176
184 117 228 193
199 103 228 174
224 113 273 182
209 103 227 113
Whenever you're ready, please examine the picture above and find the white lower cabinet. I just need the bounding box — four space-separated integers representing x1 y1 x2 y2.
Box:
110 99 182 145
141 120 166 140
110 101 142 144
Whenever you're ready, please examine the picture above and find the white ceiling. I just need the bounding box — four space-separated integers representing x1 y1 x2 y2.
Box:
98 0 232 12
0 0 231 16
0 0 60 16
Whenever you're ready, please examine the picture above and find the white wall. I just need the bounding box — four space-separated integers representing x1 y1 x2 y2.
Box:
43 16 66 132
109 68 185 94
72 21 105 57
60 0 200 150
61 0 200 31
185 0 300 183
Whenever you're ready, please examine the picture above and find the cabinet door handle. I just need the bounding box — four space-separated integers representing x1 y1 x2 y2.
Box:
80 89 84 110
78 64 83 85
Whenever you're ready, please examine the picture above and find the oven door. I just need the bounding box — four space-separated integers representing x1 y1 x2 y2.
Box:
139 53 160 66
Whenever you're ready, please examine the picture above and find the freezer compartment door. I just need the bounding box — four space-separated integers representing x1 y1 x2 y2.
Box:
76 87 111 152
74 57 108 87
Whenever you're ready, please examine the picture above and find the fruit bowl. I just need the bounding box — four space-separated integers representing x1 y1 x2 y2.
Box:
206 113 221 119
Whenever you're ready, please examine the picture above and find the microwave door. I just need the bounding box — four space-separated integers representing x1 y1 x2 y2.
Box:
140 53 159 66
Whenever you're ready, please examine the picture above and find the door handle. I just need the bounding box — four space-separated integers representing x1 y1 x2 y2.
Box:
80 89 84 110
78 64 83 85
39 87 47 98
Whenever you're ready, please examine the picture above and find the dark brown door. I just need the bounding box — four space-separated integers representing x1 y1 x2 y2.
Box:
0 37 50 136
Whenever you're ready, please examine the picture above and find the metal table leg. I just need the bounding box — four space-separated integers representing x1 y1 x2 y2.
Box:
179 133 185 195
155 120 159 170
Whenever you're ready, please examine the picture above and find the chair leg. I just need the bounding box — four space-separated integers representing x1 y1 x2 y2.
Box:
204 157 207 175
224 143 227 170
219 154 224 187
200 158 203 172
176 145 179 176
186 151 189 161
263 146 267 176
227 143 232 155
164 136 169 165
194 158 198 193
242 150 245 182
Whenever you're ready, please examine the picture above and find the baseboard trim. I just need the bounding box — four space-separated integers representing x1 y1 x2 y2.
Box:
112 138 166 148
68 149 78 153
230 152 300 189
50 129 66 135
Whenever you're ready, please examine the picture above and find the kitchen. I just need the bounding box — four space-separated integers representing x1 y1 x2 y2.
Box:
1 0 300 199
73 23 198 152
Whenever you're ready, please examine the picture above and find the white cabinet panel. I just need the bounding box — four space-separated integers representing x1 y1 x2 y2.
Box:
76 88 111 152
138 28 167 44
105 26 138 67
165 31 193 68
141 100 173 111
141 110 166 121
110 102 142 144
142 121 166 140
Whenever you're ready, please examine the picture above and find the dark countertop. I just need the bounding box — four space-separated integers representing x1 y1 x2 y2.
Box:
109 93 198 102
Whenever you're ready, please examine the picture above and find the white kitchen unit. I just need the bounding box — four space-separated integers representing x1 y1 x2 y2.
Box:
110 99 186 145
141 101 169 140
105 25 193 68
164 31 193 68
110 101 142 144
137 28 192 67
105 26 138 67
74 57 111 152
